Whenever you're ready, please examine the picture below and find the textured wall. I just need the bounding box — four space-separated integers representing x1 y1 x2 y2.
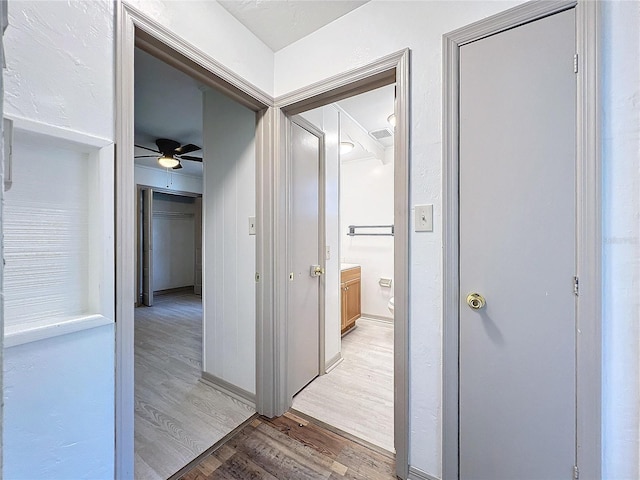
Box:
2 1 116 477
3 325 115 479
601 1 640 478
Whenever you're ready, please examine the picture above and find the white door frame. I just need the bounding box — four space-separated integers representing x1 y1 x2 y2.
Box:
274 49 410 479
442 1 601 478
115 2 273 477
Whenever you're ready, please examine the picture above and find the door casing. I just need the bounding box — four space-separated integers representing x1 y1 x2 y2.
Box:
275 49 411 479
442 1 602 478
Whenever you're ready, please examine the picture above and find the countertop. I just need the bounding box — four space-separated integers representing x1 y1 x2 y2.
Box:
341 263 361 271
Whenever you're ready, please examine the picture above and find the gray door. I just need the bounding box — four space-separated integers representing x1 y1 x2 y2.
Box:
459 9 576 479
289 119 323 396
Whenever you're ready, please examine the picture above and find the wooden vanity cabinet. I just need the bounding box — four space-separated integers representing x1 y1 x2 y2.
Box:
340 266 361 335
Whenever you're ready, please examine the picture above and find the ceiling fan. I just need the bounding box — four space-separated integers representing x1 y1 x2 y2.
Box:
134 138 203 170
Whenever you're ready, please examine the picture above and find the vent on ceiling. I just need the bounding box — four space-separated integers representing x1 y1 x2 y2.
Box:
369 128 393 141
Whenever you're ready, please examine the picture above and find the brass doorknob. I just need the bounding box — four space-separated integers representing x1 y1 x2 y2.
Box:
466 293 486 310
310 265 325 277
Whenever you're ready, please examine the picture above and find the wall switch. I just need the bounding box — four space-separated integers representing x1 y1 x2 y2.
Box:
326 246 331 260
249 216 256 235
415 204 433 232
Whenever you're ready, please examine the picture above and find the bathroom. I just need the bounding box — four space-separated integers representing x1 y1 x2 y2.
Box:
292 84 396 453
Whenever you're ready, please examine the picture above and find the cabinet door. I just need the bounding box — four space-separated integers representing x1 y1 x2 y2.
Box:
344 277 361 326
340 282 348 331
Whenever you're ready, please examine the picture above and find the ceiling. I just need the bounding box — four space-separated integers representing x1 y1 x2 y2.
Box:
218 0 369 52
337 84 395 149
134 48 393 178
134 49 204 177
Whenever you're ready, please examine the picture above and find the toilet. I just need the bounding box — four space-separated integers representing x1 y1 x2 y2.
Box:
387 296 395 316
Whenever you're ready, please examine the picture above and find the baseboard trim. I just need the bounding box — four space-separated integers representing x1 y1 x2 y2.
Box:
153 286 194 296
361 313 394 323
200 372 256 408
324 352 343 373
408 466 439 480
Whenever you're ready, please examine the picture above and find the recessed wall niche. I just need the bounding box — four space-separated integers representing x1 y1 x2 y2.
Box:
3 120 114 347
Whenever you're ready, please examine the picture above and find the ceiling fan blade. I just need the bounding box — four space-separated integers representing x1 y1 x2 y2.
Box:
157 138 180 153
179 155 203 162
134 144 160 154
172 162 183 170
175 143 201 155
134 155 159 158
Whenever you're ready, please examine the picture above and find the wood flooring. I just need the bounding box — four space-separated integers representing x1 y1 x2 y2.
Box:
179 412 396 480
135 292 255 479
292 318 394 452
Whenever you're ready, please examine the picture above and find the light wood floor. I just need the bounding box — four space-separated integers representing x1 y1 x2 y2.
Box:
135 292 255 479
179 411 396 480
292 318 394 452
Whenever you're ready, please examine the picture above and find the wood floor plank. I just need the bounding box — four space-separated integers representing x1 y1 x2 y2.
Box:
261 414 348 459
179 415 395 480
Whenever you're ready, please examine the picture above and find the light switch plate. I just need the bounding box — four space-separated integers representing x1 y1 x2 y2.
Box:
248 216 256 235
415 204 433 232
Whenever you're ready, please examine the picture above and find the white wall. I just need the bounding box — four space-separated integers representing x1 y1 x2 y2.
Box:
3 1 116 477
152 193 196 291
135 164 203 194
341 157 394 319
202 89 256 395
300 106 342 369
601 1 640 478
276 1 640 477
3 325 115 480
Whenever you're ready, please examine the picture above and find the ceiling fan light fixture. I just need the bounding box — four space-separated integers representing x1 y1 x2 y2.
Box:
340 141 355 155
158 155 180 169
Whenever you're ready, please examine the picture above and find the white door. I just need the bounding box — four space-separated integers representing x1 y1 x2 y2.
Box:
459 9 576 479
288 118 323 396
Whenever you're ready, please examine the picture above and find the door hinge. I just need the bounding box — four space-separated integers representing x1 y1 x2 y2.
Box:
573 276 579 296
255 272 260 282
573 465 579 479
574 53 579 73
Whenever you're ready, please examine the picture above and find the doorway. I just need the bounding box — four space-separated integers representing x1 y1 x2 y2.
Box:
132 46 258 478
289 85 397 454
117 7 272 475
275 49 410 478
